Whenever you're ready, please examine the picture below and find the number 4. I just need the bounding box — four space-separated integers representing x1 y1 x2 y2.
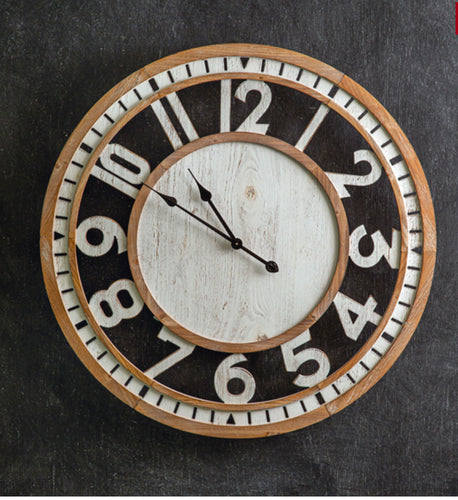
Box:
334 292 382 341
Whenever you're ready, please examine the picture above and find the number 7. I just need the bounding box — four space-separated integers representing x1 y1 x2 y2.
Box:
144 327 195 379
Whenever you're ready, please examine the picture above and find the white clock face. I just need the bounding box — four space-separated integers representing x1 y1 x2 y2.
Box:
41 45 435 438
131 138 344 349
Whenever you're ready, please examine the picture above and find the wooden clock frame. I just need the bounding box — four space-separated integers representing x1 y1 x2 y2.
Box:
128 132 350 353
40 44 436 438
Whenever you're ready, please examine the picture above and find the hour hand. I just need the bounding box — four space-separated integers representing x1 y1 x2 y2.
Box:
188 169 237 241
147 185 279 273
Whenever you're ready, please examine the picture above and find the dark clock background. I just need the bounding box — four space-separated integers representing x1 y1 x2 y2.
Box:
1 0 456 495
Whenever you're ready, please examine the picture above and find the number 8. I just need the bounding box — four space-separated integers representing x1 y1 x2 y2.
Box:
89 279 143 328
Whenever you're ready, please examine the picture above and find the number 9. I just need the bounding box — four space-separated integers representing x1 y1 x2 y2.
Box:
76 216 127 257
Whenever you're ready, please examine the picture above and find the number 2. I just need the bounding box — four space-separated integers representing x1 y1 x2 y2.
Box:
326 150 382 198
220 79 272 134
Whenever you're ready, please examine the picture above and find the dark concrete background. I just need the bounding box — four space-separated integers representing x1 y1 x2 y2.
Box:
1 0 456 495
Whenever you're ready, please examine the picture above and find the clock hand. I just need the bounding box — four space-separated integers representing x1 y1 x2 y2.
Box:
187 169 237 241
145 184 278 273
186 170 278 273
151 188 232 241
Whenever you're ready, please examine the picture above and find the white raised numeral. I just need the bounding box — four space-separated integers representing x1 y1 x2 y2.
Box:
295 103 330 151
92 143 151 199
235 80 271 133
214 354 256 404
334 292 382 341
89 279 143 328
220 80 272 134
220 79 231 132
326 150 382 198
76 216 126 257
350 225 401 269
144 327 195 379
281 330 330 388
151 92 199 150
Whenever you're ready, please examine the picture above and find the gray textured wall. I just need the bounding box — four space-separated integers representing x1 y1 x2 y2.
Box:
1 0 456 495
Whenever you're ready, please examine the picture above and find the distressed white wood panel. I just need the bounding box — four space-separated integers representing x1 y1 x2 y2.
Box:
136 141 339 345
263 59 282 76
359 111 379 131
331 87 353 109
85 337 107 360
134 80 155 99
249 409 270 425
302 394 321 412
314 76 335 96
295 103 330 151
111 363 137 387
104 100 128 123
372 336 392 357
333 374 354 395
348 363 368 384
345 99 366 121
123 375 145 397
289 400 308 418
213 410 248 426
97 349 118 373
277 63 296 81
295 68 317 88
320 384 339 404
206 57 225 74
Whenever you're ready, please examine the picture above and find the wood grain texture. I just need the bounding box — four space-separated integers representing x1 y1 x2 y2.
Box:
3 0 454 494
129 132 349 352
40 44 435 440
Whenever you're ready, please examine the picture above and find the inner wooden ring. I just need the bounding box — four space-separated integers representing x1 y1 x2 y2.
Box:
128 132 349 353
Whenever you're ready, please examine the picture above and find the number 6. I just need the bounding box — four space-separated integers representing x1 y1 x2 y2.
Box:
214 354 256 403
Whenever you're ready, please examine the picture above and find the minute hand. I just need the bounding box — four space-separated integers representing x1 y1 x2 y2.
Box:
188 169 237 241
146 186 278 273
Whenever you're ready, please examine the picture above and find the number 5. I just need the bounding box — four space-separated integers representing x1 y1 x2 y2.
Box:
281 330 330 388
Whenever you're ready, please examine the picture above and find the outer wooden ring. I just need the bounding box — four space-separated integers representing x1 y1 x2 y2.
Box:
61 63 411 407
128 132 349 353
40 44 436 438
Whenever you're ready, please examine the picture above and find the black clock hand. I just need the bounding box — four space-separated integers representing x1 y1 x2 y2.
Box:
186 171 278 272
152 188 232 241
187 169 237 241
146 185 278 273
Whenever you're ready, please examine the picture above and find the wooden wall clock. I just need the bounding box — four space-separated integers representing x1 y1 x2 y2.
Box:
40 44 436 438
